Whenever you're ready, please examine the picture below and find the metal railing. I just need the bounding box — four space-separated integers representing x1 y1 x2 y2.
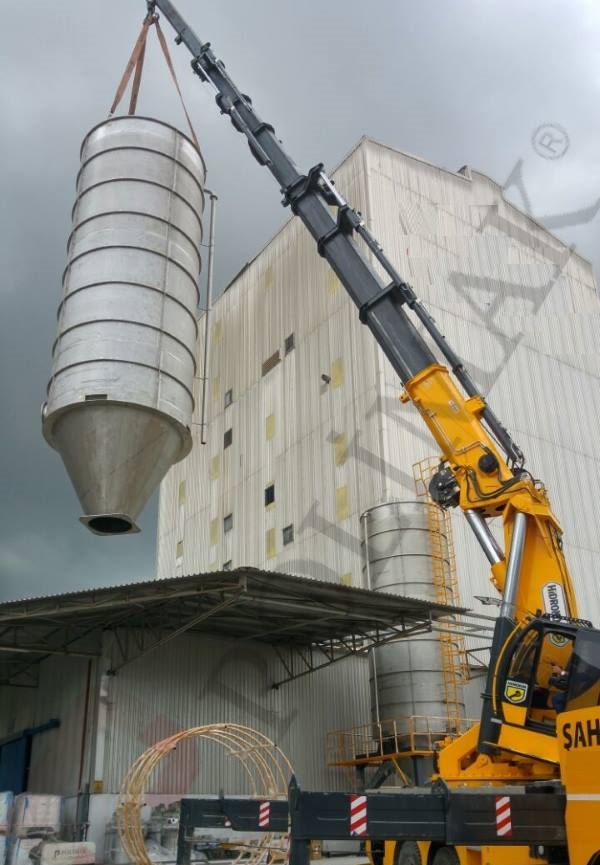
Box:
326 714 477 766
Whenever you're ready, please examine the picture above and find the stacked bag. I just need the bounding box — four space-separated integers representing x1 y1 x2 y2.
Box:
0 792 14 865
4 795 61 865
0 793 14 865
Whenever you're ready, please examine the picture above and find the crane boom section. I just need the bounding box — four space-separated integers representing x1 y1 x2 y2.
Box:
151 0 577 635
405 362 577 618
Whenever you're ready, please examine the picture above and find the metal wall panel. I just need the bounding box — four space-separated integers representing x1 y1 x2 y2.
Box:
0 688 36 739
27 656 91 795
102 631 368 794
157 143 382 592
362 138 600 628
157 135 599 724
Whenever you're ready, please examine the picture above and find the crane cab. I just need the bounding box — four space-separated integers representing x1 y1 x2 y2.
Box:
491 615 600 754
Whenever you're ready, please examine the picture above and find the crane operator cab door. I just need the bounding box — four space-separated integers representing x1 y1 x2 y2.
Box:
496 617 600 738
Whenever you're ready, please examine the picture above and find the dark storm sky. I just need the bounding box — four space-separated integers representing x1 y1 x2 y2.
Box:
0 1 598 601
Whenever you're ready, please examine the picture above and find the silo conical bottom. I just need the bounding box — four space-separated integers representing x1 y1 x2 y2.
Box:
43 402 191 535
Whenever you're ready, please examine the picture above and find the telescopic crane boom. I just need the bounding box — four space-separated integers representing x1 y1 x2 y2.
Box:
142 3 600 861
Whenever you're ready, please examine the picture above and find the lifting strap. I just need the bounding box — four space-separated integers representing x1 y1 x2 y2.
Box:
109 14 154 117
109 13 200 151
154 18 200 150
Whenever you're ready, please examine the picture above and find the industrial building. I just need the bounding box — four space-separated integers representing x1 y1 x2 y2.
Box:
0 569 464 860
157 135 600 627
1 135 598 862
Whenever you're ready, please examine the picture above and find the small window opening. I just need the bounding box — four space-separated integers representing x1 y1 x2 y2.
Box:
224 428 233 449
262 350 281 377
284 333 295 354
224 388 233 408
265 484 275 507
282 524 294 545
224 513 233 533
223 560 232 571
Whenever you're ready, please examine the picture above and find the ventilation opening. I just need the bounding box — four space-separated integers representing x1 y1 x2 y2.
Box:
87 516 134 535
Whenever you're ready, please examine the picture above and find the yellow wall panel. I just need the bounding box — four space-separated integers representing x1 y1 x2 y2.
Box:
335 485 349 521
334 432 348 466
210 455 221 481
331 357 344 389
264 265 274 290
328 270 339 294
265 527 276 560
266 413 276 440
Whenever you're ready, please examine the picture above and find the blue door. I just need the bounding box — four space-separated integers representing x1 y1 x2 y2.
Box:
0 735 30 793
0 720 59 793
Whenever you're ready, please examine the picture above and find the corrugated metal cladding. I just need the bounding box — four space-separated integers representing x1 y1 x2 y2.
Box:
157 141 383 587
157 135 600 631
6 656 93 796
0 687 36 739
103 631 368 794
361 138 600 628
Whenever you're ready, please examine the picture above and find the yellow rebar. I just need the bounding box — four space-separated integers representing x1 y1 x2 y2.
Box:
116 723 293 865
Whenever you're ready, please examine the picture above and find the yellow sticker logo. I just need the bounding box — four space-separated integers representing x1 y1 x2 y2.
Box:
504 679 528 704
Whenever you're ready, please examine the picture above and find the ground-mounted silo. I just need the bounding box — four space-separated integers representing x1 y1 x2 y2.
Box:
362 501 465 752
42 116 206 534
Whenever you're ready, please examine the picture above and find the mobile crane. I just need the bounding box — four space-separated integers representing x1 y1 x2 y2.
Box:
142 2 600 863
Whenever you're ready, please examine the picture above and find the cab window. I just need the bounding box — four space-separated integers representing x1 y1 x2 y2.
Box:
567 631 600 710
507 629 539 684
505 627 574 726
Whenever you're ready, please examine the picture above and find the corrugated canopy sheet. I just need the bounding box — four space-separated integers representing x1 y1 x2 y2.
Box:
0 568 467 687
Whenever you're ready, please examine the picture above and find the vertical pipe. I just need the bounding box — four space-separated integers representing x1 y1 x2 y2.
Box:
464 509 504 565
199 191 218 445
477 511 528 753
499 512 527 619
361 511 381 726
78 659 93 791
90 672 111 794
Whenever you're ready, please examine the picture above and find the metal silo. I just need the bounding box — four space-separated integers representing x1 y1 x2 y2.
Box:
362 501 465 743
42 116 206 535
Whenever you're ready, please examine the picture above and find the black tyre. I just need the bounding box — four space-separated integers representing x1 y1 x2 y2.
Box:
395 841 422 865
432 847 460 865
370 841 385 865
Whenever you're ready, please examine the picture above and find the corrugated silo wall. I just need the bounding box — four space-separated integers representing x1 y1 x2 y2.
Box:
101 631 368 794
362 138 600 637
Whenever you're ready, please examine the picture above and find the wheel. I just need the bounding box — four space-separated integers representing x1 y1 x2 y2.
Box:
432 847 460 865
396 841 422 865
